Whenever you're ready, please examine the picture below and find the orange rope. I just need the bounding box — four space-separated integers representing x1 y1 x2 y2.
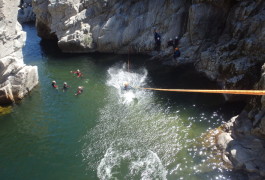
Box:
137 87 265 95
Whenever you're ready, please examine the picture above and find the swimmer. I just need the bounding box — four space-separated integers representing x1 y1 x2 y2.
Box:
75 86 84 95
124 82 129 90
62 82 70 92
70 69 83 78
51 80 58 88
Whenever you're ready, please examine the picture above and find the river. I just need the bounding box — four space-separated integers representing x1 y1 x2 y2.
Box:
0 24 246 180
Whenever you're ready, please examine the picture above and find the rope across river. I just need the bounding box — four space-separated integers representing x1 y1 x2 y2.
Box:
134 87 265 96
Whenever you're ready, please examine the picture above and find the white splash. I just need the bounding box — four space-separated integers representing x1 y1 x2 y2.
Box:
97 145 167 180
106 63 148 104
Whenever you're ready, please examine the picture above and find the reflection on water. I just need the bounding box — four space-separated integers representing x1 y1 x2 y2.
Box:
0 24 246 180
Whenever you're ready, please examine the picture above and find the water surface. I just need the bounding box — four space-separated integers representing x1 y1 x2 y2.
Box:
0 24 246 180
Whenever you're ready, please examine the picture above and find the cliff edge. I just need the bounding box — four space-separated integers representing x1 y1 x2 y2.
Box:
0 0 38 105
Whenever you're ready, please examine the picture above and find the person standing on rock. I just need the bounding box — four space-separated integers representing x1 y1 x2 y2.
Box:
154 29 161 51
167 38 174 48
52 80 58 88
173 48 181 60
173 36 179 48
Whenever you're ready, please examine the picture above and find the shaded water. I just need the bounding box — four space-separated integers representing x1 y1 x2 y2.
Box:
0 24 246 180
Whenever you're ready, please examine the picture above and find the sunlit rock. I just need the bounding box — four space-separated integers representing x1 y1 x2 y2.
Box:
0 0 38 105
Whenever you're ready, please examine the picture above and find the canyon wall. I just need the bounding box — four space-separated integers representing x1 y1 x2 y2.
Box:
32 0 264 100
0 0 38 105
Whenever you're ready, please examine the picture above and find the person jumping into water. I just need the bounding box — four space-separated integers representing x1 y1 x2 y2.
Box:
62 82 70 92
70 69 83 78
75 86 84 95
123 82 133 91
51 80 58 88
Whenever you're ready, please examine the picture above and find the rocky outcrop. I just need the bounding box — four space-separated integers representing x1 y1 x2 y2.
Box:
18 0 36 24
0 0 38 105
215 111 265 179
32 0 265 101
32 0 190 52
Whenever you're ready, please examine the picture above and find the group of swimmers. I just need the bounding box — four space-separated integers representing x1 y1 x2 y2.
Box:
51 69 84 95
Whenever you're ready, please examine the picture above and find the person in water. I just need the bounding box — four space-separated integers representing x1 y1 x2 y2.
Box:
70 69 83 78
51 80 58 88
124 82 129 90
123 82 134 91
62 82 70 92
75 86 83 95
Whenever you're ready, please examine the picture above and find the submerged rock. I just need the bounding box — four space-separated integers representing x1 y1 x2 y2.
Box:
0 0 38 105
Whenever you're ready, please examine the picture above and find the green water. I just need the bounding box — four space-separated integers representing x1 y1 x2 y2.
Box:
0 24 246 180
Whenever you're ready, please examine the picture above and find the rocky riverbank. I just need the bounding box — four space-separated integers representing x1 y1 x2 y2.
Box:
0 0 38 105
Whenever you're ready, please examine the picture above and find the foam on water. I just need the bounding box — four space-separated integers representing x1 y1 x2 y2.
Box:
81 63 234 179
106 63 148 104
81 63 191 179
97 143 167 180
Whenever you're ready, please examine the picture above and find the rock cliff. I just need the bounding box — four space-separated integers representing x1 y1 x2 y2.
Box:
0 0 38 105
32 0 264 99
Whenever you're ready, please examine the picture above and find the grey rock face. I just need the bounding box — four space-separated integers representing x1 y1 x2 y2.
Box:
216 111 265 178
18 0 36 24
0 0 38 105
32 0 190 53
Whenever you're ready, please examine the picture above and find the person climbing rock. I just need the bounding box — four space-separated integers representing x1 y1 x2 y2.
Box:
52 80 58 88
173 36 179 48
154 29 161 51
62 82 70 91
174 47 181 60
70 69 83 78
75 86 84 96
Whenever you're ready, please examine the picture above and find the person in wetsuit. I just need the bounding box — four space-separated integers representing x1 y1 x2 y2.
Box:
52 80 58 88
154 29 161 51
75 86 83 95
173 36 179 48
62 82 70 92
70 69 83 78
173 47 181 60
124 82 129 90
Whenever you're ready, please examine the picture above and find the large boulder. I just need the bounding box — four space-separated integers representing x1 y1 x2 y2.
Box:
0 0 38 105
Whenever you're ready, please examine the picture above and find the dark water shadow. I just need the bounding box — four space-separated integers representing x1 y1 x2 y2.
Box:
146 63 246 120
